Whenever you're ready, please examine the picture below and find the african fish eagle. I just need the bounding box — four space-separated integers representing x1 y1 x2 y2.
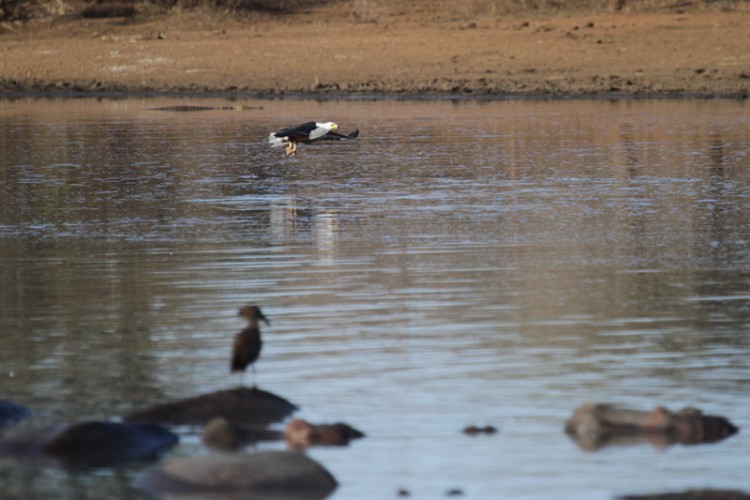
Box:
268 121 359 156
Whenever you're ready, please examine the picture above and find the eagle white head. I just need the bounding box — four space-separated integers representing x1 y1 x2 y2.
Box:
317 122 338 131
307 122 338 141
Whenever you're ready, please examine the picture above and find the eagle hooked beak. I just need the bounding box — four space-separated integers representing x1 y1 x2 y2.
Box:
331 123 339 130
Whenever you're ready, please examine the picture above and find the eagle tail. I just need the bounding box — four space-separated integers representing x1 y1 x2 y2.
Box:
268 133 288 148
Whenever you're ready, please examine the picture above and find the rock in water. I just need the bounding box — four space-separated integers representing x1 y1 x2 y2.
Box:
124 386 298 426
137 450 337 499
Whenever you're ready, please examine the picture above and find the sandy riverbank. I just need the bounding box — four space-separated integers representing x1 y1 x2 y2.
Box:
1 2 749 97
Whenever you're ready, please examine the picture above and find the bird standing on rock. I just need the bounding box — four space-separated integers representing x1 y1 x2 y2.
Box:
231 305 269 387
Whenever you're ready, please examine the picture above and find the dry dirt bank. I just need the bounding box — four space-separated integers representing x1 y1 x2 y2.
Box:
1 4 749 97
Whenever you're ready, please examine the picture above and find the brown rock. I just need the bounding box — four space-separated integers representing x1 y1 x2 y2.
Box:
136 450 337 499
124 386 297 426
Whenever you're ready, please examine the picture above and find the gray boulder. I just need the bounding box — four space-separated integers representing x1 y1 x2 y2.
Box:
137 450 337 499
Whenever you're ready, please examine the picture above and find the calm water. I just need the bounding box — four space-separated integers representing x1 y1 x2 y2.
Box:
1 96 750 499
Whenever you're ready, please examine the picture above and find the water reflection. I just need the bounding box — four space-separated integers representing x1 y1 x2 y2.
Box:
1 97 750 499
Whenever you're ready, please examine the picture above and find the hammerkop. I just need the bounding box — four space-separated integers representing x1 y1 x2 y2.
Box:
231 305 269 386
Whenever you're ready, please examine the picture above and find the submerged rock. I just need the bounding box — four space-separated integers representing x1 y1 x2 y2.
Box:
124 387 298 426
0 420 178 468
618 489 750 499
284 419 365 450
566 403 738 451
137 450 337 499
0 400 32 428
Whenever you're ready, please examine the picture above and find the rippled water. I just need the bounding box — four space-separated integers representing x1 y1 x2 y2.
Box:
1 96 750 499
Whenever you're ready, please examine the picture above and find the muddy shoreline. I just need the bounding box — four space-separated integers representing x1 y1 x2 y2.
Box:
1 6 749 98
1 89 747 101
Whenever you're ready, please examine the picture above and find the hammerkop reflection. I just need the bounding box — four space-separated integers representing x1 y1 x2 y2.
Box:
231 305 269 387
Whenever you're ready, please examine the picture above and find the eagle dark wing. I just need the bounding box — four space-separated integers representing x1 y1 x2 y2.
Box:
310 129 360 142
274 122 317 141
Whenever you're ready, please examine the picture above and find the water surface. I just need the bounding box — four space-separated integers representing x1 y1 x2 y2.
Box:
1 97 750 499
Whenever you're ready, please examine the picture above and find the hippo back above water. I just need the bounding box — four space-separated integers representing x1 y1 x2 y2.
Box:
0 420 178 468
